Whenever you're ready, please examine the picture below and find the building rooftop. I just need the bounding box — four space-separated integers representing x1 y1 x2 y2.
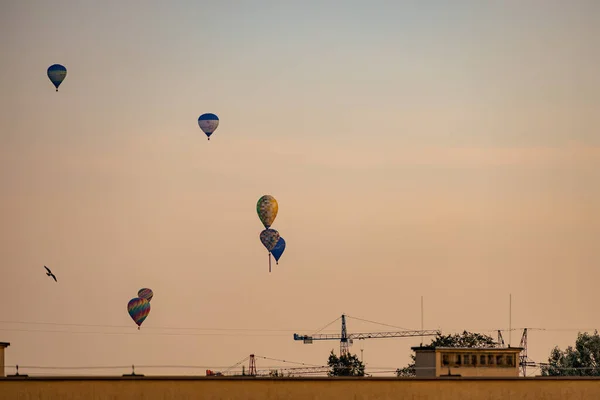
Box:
411 346 523 351
0 342 10 347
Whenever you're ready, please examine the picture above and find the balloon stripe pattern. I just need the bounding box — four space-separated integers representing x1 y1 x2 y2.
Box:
47 64 67 91
260 229 280 252
256 195 278 229
198 113 219 140
127 297 151 328
138 288 153 302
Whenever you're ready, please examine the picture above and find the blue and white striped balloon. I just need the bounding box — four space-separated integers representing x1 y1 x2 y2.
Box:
198 113 219 140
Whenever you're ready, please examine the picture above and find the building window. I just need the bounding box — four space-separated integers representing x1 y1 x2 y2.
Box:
471 355 477 366
463 354 472 366
496 355 504 366
442 354 450 366
488 354 495 366
479 355 487 365
506 355 515 367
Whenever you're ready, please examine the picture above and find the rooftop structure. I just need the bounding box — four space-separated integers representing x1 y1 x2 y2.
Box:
0 342 10 377
412 346 523 378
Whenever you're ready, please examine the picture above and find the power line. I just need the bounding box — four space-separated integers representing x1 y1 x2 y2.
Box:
1 320 596 335
345 315 412 331
0 320 331 333
254 355 323 367
310 316 341 336
7 364 600 372
0 328 289 337
424 327 599 333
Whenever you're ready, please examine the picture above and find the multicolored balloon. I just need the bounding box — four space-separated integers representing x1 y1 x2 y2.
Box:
138 288 153 302
198 113 219 140
256 195 278 229
260 229 280 252
127 297 151 330
47 64 67 92
271 237 286 265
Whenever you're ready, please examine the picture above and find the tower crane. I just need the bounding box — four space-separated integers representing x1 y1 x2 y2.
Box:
293 314 441 357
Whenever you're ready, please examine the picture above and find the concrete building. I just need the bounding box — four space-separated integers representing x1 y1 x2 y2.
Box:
412 346 522 378
0 342 9 377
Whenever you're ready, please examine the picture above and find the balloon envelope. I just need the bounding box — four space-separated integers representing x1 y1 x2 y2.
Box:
260 229 280 252
47 64 67 91
256 195 278 229
271 237 286 263
138 288 153 302
198 113 219 139
127 297 151 328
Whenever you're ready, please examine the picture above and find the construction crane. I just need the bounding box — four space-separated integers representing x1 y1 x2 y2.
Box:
207 354 330 377
294 314 441 357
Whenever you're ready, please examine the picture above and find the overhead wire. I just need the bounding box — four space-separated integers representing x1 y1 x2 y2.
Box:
3 319 598 378
345 315 413 331
0 328 289 337
1 320 596 335
310 316 341 336
254 355 323 367
0 320 329 332
8 364 600 373
222 356 250 374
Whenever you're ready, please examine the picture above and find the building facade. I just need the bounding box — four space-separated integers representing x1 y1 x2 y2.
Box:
412 346 522 378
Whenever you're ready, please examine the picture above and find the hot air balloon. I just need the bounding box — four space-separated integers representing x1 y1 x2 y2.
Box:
260 229 280 251
127 297 151 330
260 228 280 272
256 195 278 229
271 237 286 265
138 288 153 302
47 64 67 92
198 113 219 140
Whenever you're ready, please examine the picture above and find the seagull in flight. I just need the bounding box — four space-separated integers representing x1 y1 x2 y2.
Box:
44 266 57 282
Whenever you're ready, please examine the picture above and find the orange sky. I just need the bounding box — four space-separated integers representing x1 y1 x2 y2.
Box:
0 0 599 376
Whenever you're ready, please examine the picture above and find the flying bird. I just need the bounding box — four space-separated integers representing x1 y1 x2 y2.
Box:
44 266 57 282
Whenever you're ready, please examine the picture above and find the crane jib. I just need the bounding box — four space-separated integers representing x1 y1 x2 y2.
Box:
293 330 441 341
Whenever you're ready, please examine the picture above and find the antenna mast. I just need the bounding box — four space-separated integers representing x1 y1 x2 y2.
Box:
509 294 512 347
421 296 424 345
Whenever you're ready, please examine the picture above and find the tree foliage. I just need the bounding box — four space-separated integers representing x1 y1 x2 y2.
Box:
396 331 499 377
327 350 365 377
540 331 600 376
428 331 498 348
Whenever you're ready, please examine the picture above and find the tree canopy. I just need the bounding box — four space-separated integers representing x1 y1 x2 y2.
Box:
396 331 499 377
327 350 365 377
541 331 600 376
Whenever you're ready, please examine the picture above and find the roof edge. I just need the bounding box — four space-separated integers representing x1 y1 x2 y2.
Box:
411 346 523 351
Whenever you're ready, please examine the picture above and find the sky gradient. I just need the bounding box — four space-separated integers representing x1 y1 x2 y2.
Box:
0 0 599 376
